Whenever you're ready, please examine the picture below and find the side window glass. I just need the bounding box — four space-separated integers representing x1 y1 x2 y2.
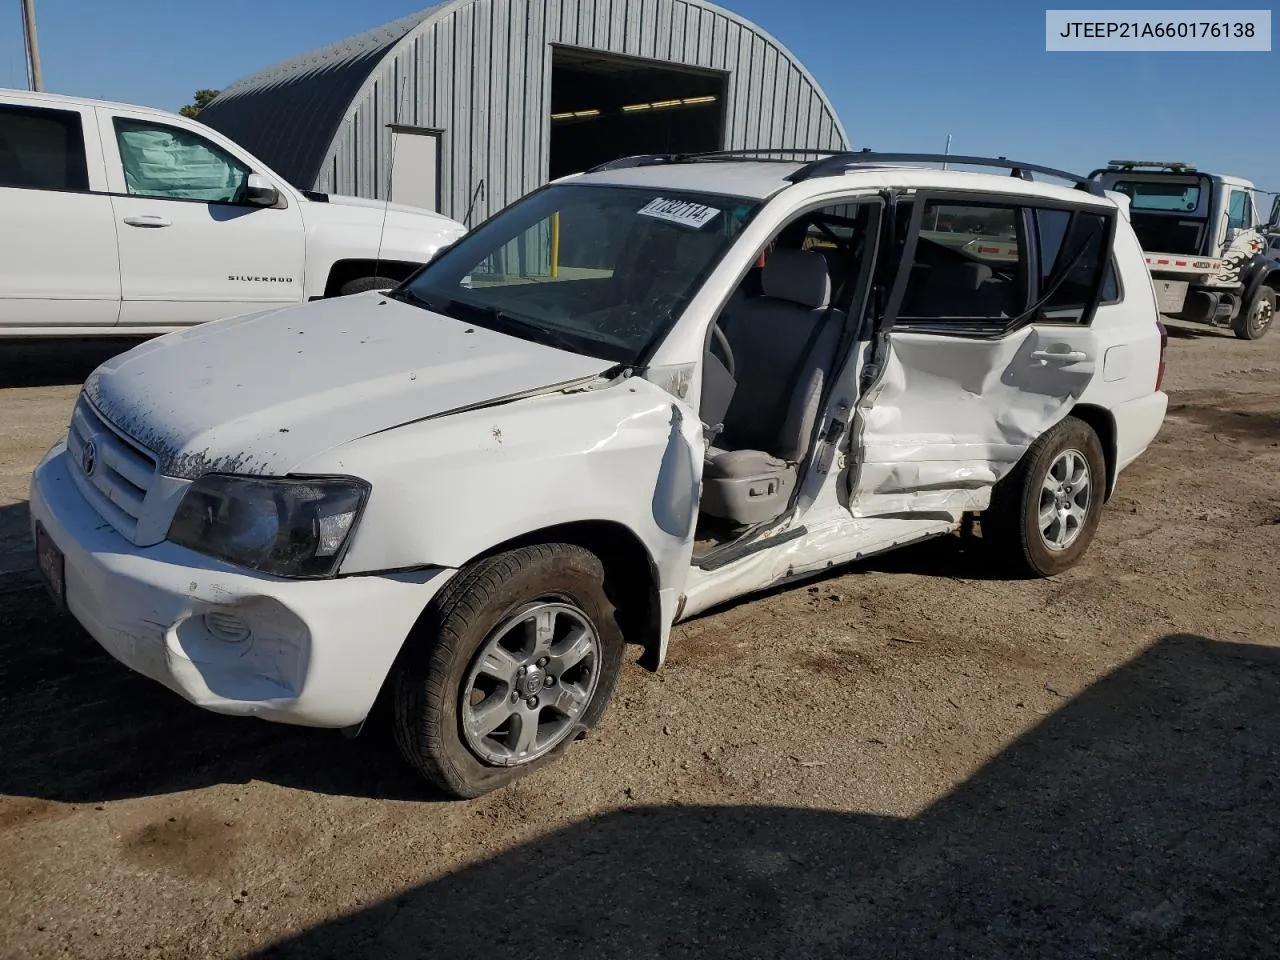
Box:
1033 207 1110 322
898 200 1024 325
114 119 249 203
0 104 88 191
1227 190 1249 230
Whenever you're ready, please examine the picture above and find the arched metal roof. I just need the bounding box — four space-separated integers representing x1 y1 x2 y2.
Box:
199 0 849 220
199 7 446 187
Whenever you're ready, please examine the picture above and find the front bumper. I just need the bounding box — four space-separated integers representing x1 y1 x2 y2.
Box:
29 440 455 728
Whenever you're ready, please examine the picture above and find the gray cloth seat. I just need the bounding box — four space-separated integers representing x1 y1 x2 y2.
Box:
702 248 844 526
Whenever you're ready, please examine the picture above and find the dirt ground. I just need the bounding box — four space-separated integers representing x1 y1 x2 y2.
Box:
1 324 1278 960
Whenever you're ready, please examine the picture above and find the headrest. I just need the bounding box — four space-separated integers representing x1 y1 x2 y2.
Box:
932 261 993 291
761 248 831 309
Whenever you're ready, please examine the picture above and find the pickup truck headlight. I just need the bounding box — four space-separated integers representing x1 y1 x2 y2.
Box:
167 475 370 578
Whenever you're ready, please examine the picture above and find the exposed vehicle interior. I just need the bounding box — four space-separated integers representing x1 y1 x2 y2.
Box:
694 203 875 558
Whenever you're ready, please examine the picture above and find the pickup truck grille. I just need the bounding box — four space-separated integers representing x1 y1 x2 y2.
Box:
66 395 158 542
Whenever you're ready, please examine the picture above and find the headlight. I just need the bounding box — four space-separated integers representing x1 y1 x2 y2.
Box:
167 475 370 578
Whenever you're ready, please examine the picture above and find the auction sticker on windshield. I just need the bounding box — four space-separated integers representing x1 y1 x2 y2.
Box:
638 198 721 229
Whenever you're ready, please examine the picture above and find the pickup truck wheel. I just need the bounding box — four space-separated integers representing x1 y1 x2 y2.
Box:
392 543 624 799
983 416 1106 578
338 275 398 296
1233 286 1275 340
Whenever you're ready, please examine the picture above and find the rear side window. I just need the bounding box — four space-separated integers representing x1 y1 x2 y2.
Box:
896 199 1026 328
1033 207 1113 322
0 104 89 191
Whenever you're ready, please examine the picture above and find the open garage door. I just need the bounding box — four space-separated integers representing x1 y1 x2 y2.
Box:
549 46 727 180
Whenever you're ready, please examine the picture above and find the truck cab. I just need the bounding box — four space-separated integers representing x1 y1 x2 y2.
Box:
1092 160 1278 340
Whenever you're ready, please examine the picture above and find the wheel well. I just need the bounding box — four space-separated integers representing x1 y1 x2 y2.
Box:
322 259 423 297
474 521 663 669
1070 403 1117 501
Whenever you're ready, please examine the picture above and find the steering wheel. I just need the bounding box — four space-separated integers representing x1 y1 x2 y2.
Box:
710 322 736 380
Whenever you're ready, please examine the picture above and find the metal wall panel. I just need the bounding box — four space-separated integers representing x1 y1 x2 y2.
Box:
204 0 848 224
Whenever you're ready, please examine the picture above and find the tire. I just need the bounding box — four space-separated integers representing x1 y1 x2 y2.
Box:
338 275 398 296
982 416 1106 578
1232 286 1275 340
392 543 624 799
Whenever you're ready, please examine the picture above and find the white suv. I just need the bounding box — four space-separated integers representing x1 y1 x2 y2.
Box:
29 151 1168 797
0 89 466 336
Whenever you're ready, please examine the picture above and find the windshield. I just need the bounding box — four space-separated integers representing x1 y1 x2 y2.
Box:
1110 178 1202 213
397 184 760 364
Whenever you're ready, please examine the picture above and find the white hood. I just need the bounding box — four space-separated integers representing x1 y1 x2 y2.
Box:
313 193 467 235
82 295 613 480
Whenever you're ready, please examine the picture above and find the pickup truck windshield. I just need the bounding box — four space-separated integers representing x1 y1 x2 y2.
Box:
397 184 760 364
1110 179 1202 213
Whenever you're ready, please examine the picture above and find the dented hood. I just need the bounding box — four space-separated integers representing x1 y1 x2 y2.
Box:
83 294 612 480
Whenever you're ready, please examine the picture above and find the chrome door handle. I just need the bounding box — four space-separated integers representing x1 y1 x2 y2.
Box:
1031 349 1088 363
122 215 171 228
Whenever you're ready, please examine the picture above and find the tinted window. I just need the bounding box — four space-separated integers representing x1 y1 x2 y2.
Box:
1227 190 1251 230
0 104 88 191
1112 179 1201 212
1033 207 1111 322
114 119 249 202
897 200 1025 324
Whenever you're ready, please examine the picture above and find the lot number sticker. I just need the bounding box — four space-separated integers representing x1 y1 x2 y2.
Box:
638 198 721 229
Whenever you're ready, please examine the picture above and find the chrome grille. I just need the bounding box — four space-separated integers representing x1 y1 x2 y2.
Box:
66 395 158 541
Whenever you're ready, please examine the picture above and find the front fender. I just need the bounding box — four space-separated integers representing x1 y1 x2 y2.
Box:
300 208 465 298
1242 254 1280 306
306 377 704 597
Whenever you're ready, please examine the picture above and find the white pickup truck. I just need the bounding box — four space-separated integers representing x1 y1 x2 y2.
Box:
0 89 466 337
1091 161 1279 340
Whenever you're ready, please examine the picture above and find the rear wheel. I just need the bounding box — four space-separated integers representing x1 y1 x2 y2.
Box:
983 416 1106 578
338 275 398 296
392 543 624 798
1233 286 1275 340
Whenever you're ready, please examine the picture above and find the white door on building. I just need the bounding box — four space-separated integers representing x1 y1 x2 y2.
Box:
389 126 441 212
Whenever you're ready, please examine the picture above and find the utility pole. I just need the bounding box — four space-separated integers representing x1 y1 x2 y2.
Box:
942 133 952 170
21 0 43 91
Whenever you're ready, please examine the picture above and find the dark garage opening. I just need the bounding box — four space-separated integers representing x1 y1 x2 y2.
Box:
549 46 728 180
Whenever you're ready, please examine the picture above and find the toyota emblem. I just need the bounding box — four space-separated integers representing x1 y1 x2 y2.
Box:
81 438 97 477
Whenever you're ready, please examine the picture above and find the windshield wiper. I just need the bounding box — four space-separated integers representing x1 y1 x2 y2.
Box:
385 287 443 311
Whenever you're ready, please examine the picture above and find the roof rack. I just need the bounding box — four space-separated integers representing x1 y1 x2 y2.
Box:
784 150 1105 195
588 149 1103 195
586 147 844 173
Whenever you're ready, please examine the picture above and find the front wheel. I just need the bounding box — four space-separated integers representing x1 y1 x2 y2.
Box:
338 275 398 296
392 543 624 798
1233 286 1275 340
983 416 1106 578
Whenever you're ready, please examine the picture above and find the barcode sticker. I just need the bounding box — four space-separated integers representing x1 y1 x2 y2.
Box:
637 198 721 229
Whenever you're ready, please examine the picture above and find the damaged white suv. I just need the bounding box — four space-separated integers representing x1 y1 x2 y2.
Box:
30 151 1168 798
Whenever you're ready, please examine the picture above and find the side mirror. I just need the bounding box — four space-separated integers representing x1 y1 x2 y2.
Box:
1268 196 1280 231
244 173 280 207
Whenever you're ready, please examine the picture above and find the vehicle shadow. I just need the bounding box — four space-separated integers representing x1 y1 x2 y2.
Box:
0 337 151 389
0 501 433 805
247 633 1280 959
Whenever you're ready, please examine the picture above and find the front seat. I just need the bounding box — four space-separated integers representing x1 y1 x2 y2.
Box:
701 248 845 526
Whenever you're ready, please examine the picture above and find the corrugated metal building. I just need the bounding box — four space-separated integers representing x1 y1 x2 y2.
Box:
198 0 848 225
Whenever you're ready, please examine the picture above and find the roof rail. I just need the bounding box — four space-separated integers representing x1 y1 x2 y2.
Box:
586 147 845 173
785 150 1105 195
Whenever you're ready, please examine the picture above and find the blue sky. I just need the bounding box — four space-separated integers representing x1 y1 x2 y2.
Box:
4 0 1276 190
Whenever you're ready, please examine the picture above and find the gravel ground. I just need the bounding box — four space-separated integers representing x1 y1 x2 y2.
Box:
0 324 1277 959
